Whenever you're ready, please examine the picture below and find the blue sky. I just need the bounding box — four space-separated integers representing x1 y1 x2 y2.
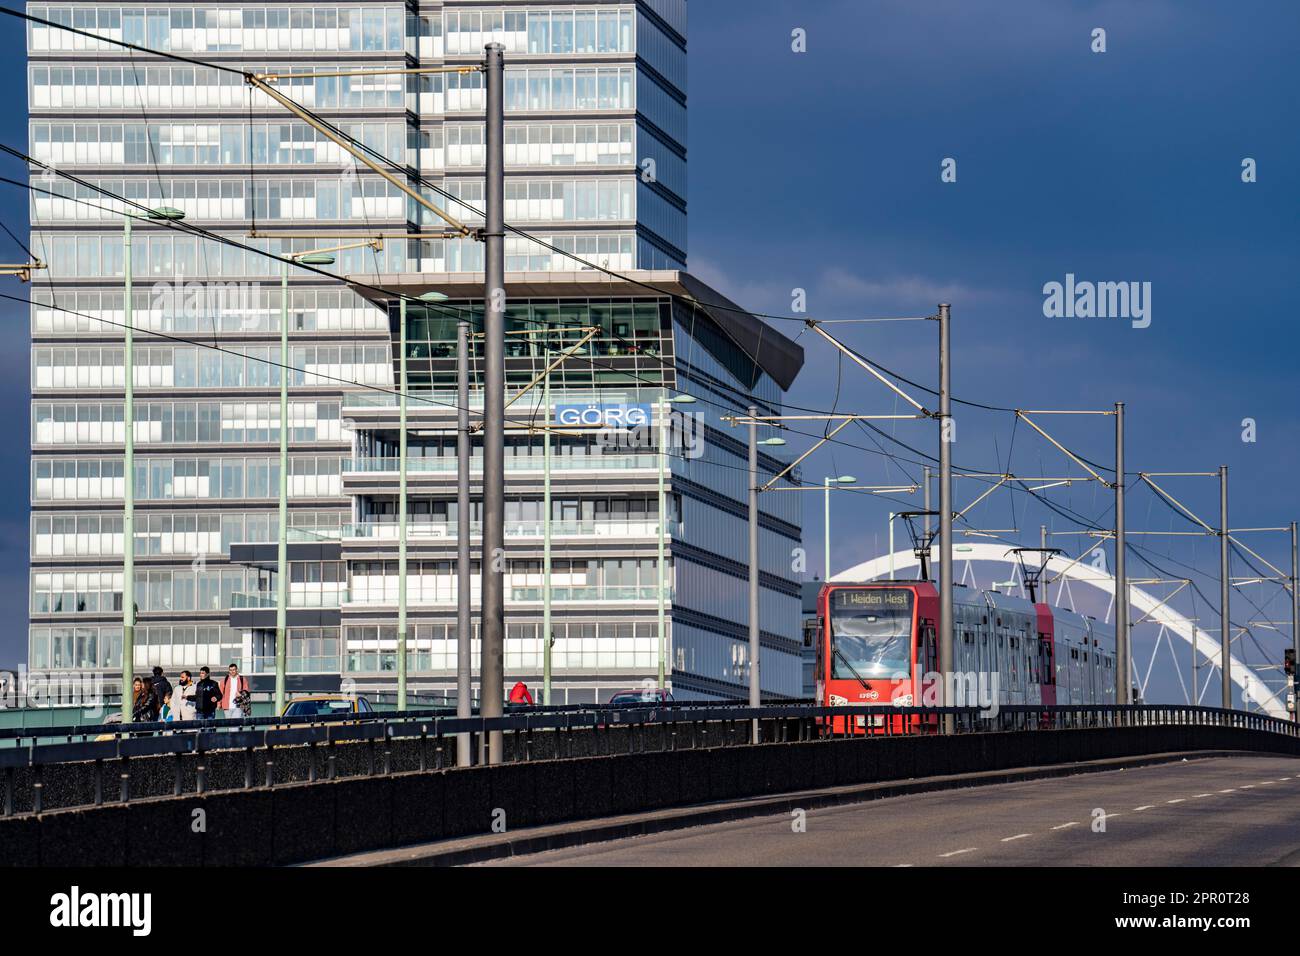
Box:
1 1 1296 704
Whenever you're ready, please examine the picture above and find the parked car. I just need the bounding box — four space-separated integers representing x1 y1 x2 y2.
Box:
93 712 122 742
606 688 674 706
280 695 374 718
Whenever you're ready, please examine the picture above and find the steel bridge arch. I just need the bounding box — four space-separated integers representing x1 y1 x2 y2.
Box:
833 544 1285 719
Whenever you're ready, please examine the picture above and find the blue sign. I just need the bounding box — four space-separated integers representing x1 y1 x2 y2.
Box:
554 402 653 429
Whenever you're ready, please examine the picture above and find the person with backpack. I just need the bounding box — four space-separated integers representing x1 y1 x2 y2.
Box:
221 663 250 718
149 666 172 709
508 680 534 706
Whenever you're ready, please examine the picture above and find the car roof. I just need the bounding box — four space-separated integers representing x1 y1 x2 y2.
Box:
609 688 668 696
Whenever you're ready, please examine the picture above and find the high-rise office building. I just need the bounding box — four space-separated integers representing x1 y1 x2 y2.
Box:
26 1 808 701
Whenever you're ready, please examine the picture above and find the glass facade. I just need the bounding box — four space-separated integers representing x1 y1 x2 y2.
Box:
24 1 809 700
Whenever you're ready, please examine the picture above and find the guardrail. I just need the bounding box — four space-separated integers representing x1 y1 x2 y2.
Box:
1 702 1296 817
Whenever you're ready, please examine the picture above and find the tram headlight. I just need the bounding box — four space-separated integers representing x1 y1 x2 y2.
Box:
829 694 849 706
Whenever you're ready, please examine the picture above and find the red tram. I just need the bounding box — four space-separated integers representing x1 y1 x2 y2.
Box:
815 580 1116 734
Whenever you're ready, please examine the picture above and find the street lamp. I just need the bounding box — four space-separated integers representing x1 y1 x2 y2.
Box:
742 411 793 718
653 392 699 690
272 250 335 714
121 205 185 724
823 475 857 582
395 290 448 711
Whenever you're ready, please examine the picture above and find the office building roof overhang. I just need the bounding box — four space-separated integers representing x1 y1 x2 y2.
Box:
346 269 806 392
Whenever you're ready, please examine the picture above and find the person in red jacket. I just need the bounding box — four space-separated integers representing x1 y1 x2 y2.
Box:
508 681 534 705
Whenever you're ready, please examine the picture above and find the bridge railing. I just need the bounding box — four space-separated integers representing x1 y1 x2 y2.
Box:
1 701 1295 817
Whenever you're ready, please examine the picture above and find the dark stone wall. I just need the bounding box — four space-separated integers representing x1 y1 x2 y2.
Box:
3 724 1296 866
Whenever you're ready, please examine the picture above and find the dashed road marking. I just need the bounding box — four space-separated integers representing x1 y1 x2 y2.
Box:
1002 833 1031 842
1194 793 1212 798
1258 781 1274 786
1219 788 1236 793
1166 798 1185 804
1134 805 1154 811
939 847 978 858
893 863 914 868
1051 822 1080 830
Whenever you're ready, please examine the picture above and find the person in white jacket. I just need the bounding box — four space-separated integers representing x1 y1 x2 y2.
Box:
174 670 197 721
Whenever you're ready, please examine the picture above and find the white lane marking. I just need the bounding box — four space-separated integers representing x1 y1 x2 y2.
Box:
939 847 978 858
1258 781 1274 786
893 863 914 868
1219 788 1236 793
1001 833 1032 842
1239 784 1254 789
1051 822 1080 830
1194 793 1213 798
1166 798 1185 804
1134 805 1155 811
1278 778 1292 782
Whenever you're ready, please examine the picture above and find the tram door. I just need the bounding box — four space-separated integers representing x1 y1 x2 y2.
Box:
920 622 938 731
1038 632 1056 707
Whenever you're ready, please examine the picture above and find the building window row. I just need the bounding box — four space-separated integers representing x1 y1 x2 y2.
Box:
30 63 405 111
33 344 390 391
342 619 662 673
443 65 634 113
440 176 635 225
31 229 630 281
32 509 343 558
443 8 635 57
31 287 387 337
32 120 404 169
31 231 408 281
436 120 635 169
34 400 342 446
32 455 344 502
29 6 407 54
32 566 263 615
34 176 407 224
350 557 668 605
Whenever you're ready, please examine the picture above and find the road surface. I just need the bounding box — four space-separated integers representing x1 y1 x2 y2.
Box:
485 755 1300 866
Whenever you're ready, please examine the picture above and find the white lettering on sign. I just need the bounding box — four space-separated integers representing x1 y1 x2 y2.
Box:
554 403 652 429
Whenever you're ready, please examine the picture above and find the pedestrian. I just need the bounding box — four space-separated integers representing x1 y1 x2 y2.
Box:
160 690 175 722
221 663 250 719
143 676 162 723
194 666 222 721
131 676 159 723
150 666 172 707
508 680 534 705
130 677 145 722
175 670 197 722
